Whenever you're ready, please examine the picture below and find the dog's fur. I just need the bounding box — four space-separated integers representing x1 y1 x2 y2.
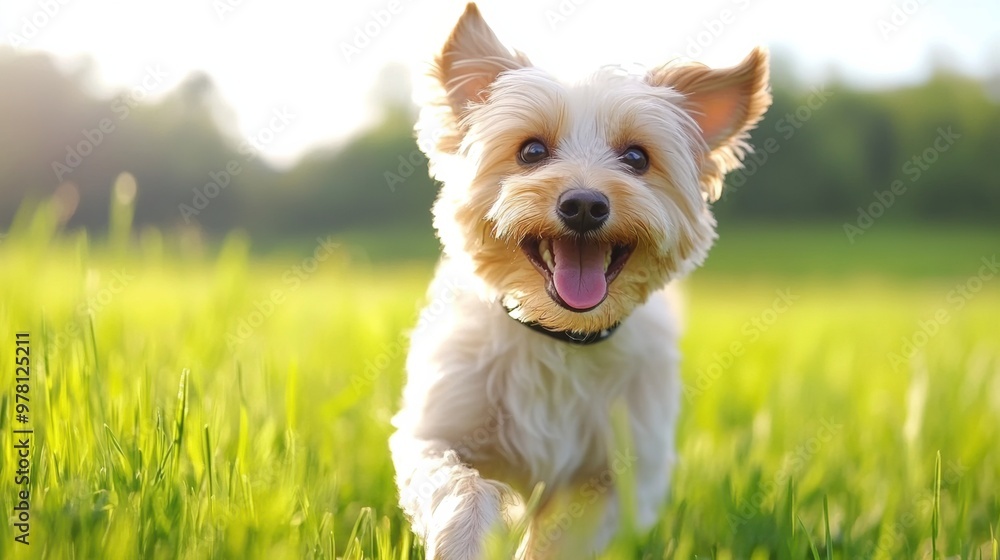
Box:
390 4 771 558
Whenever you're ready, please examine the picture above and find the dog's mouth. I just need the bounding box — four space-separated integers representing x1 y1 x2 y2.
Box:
520 237 634 312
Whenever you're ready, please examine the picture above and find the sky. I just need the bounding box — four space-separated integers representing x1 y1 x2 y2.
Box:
2 0 997 167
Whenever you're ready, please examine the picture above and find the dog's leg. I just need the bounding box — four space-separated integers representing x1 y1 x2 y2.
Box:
536 416 671 558
619 340 681 541
390 434 508 560
514 486 616 559
628 380 679 533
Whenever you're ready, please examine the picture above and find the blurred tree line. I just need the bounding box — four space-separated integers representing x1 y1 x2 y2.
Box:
0 49 997 244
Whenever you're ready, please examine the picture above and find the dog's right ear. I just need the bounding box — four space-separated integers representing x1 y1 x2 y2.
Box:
436 3 530 115
424 3 530 153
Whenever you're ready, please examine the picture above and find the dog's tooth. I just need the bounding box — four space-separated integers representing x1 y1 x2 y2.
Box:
605 249 612 271
540 239 555 270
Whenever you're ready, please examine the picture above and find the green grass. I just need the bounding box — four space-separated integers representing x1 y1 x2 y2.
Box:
1 201 999 559
701 222 1000 280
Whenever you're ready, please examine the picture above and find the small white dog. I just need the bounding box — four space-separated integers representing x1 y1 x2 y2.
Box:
390 4 770 558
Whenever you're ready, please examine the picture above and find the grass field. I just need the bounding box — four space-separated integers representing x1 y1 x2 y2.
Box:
1 202 999 559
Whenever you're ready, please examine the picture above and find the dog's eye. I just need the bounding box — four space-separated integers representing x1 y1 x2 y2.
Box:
619 146 649 173
518 140 549 165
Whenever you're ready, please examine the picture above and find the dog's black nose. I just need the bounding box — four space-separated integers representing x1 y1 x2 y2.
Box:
557 189 610 233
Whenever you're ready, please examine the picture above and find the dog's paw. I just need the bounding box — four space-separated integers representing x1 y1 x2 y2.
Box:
426 474 506 560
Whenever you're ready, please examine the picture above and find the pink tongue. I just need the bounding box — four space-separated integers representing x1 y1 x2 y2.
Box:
551 238 609 310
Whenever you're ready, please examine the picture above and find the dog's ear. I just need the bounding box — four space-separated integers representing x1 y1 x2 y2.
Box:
421 3 531 155
648 48 771 200
435 3 530 115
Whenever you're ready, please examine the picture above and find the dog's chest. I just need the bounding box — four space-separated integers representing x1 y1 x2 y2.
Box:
481 342 632 491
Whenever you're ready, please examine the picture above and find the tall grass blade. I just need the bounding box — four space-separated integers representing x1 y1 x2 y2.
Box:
800 515 821 560
823 494 832 560
173 369 190 475
933 451 942 560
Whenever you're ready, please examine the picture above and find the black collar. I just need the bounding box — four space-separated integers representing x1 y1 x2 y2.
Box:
502 304 620 345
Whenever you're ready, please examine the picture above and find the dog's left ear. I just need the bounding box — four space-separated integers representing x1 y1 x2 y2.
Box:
648 48 771 200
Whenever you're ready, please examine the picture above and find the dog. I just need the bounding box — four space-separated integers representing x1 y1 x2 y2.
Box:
389 4 771 558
